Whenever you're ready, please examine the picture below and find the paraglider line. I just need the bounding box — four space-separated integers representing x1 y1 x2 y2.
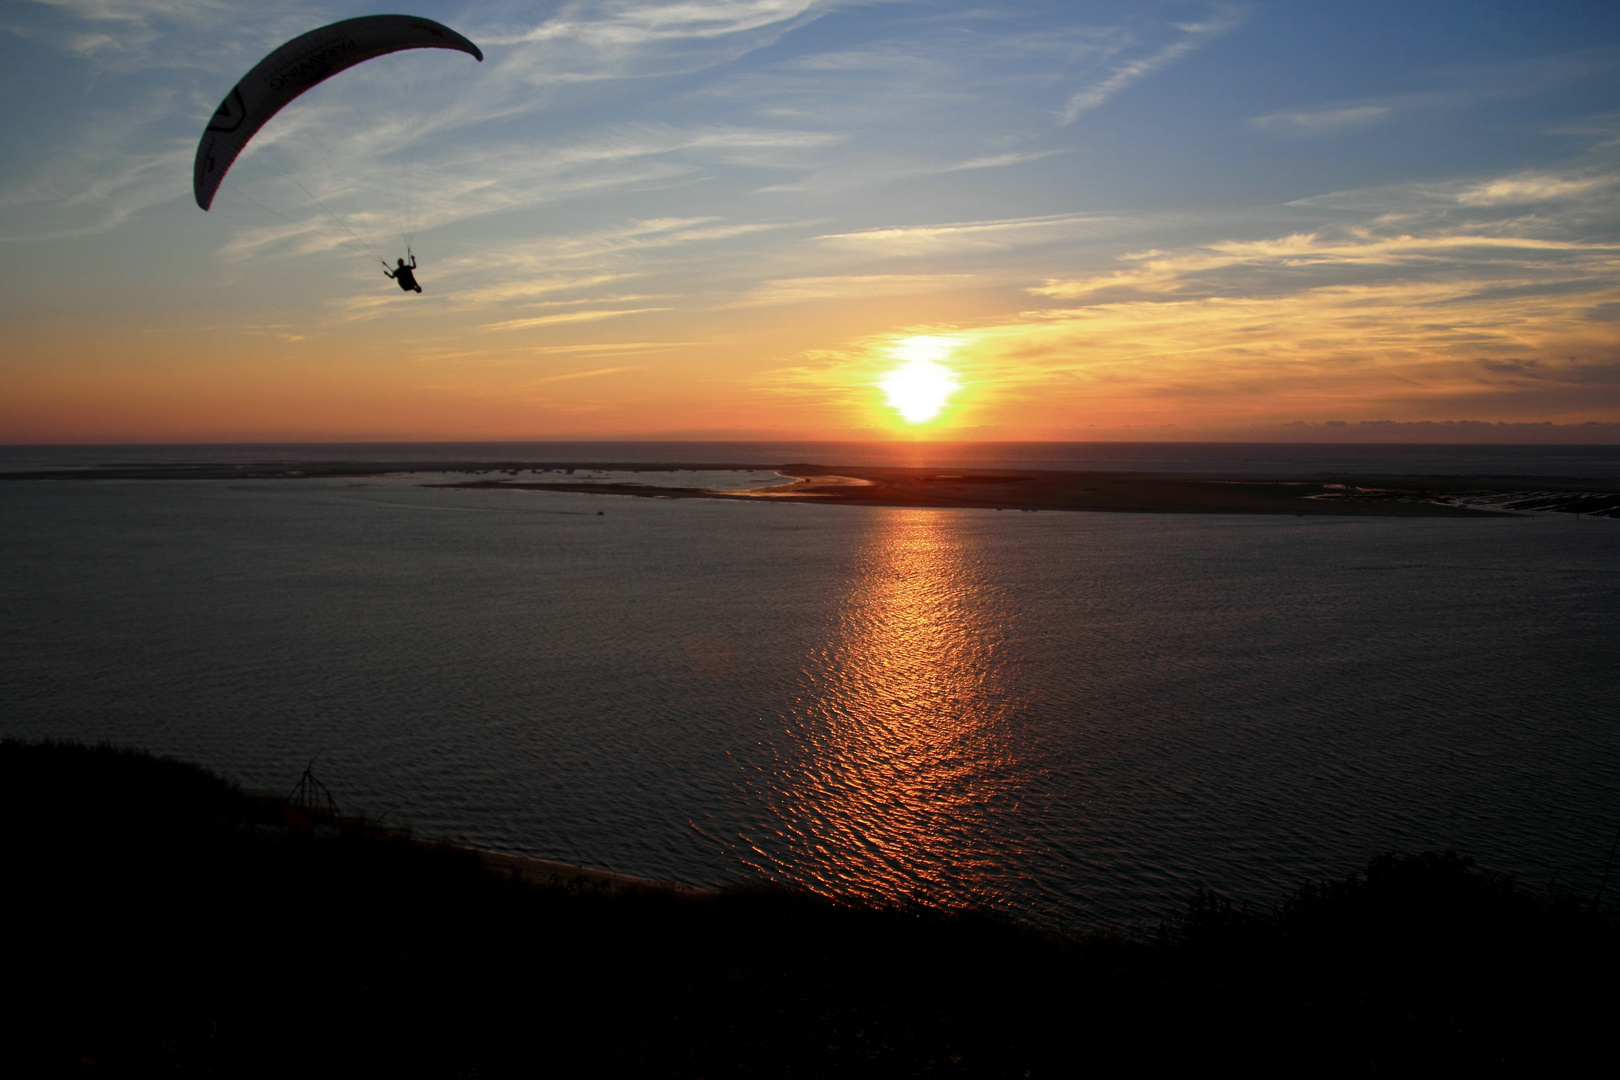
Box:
293 180 391 267
235 188 388 269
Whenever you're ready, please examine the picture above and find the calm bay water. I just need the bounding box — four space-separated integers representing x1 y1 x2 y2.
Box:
5 440 1620 477
3 462 1618 929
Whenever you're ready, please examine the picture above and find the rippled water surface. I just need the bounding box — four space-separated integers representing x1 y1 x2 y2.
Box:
3 476 1617 929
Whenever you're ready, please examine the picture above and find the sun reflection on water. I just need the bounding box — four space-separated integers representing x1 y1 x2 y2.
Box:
741 508 1025 909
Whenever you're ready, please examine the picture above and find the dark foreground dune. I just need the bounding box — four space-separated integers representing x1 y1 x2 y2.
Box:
5 741 1615 1076
7 458 1619 516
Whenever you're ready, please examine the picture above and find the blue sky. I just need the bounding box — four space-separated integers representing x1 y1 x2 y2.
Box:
3 1 1619 441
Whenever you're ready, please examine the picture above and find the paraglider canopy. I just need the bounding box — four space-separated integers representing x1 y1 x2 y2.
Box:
193 15 481 211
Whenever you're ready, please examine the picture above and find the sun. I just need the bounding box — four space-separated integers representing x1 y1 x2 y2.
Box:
879 337 962 424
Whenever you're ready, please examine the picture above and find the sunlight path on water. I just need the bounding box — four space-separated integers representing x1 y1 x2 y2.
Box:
739 508 1028 909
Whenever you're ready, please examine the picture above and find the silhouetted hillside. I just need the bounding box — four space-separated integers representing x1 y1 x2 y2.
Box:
3 740 1613 1076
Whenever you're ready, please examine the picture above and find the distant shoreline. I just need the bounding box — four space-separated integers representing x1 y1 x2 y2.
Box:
4 458 1619 516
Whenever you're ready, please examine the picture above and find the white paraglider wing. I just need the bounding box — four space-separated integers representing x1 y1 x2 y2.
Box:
194 15 481 211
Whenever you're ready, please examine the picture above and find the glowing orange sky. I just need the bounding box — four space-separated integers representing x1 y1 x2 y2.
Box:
3 1 1619 443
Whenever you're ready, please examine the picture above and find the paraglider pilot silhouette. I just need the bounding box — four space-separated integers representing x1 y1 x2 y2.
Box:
190 16 483 296
385 252 422 293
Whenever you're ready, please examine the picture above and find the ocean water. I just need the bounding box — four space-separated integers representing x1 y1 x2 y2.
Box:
4 440 1619 477
2 469 1617 930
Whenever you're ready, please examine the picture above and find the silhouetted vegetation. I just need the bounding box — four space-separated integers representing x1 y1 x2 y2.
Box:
3 739 1614 1075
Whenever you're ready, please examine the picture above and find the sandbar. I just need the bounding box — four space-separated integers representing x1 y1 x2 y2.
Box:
434 464 1620 518
6 459 1617 516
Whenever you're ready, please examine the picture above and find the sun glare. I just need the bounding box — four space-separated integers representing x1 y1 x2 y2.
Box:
880 337 961 424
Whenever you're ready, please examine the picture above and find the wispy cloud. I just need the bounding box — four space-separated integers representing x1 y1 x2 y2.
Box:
484 217 790 264
8 0 323 73
817 213 1112 254
1457 173 1614 205
845 164 1620 427
1059 4 1245 124
1031 230 1620 301
1023 150 1620 306
528 365 643 383
1248 46 1620 140
1249 105 1391 135
943 150 1062 172
484 307 672 332
745 145 1620 435
476 0 851 86
762 278 1620 431
738 273 978 306
484 1 834 47
0 130 191 241
445 274 635 310
413 343 685 368
2 0 844 246
515 342 692 354
9 2 1620 441
213 120 831 249
22 0 225 20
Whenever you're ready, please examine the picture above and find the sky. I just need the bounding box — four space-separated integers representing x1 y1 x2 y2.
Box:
3 0 1620 443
